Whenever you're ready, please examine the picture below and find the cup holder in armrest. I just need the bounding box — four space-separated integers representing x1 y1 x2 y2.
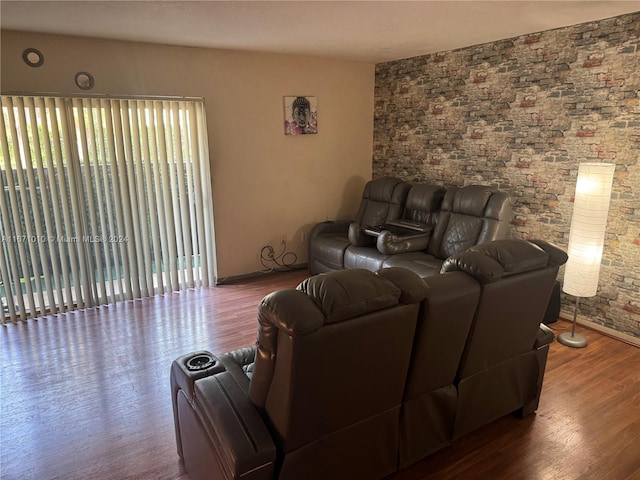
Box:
171 351 226 402
186 353 217 371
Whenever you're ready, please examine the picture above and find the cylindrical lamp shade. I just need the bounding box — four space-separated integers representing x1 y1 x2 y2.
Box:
563 163 615 298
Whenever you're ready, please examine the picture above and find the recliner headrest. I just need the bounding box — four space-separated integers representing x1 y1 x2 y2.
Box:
375 267 429 304
364 177 410 203
441 239 567 284
297 268 426 323
406 184 445 212
442 185 493 216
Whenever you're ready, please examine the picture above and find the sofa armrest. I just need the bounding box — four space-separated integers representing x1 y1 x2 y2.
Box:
171 351 227 458
535 323 555 349
348 222 376 246
176 371 276 480
308 220 352 240
172 351 226 404
376 229 432 254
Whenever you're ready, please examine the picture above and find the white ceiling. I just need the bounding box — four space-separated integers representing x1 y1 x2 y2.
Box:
1 1 638 63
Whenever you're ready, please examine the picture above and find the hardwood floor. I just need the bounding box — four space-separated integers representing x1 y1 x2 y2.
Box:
1 269 639 480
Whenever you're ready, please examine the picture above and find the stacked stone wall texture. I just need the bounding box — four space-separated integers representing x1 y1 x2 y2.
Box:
373 12 640 338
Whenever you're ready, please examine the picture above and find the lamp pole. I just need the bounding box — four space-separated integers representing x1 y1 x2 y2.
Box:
558 296 587 348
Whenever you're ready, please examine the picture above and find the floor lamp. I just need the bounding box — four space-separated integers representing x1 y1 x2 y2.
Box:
560 162 615 348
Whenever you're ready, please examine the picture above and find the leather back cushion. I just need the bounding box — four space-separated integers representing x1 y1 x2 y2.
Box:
450 185 493 216
442 239 568 378
457 267 558 379
250 268 426 452
428 186 513 259
403 184 445 224
435 213 483 259
354 177 411 226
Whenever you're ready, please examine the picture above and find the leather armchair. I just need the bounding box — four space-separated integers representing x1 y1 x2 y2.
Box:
347 177 412 246
430 185 513 259
441 239 568 438
308 177 411 274
171 268 427 480
343 183 445 273
399 238 567 466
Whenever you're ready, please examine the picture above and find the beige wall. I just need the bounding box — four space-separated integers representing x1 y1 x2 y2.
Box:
1 30 375 280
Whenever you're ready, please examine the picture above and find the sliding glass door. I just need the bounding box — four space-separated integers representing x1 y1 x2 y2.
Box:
0 95 216 323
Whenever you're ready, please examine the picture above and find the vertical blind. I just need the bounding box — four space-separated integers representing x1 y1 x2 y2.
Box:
0 95 216 324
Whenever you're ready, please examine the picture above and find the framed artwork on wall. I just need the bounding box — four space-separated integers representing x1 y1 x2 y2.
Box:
284 96 317 135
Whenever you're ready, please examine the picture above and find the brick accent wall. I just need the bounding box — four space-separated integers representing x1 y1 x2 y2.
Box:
373 12 640 339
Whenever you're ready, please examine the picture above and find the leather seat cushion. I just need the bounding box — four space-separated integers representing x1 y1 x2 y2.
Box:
309 233 351 270
343 246 389 271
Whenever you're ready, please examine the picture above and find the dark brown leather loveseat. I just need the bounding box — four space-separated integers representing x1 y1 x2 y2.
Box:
171 238 567 480
308 177 514 278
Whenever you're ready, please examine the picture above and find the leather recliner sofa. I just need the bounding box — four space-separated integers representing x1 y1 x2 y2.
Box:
308 177 515 278
171 268 428 480
171 238 567 480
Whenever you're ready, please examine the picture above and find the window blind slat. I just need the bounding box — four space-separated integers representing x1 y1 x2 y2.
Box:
0 231 16 319
85 99 110 302
165 103 187 289
59 97 92 309
184 105 200 286
14 97 45 314
0 100 26 319
90 99 117 303
4 98 36 316
149 102 169 294
111 100 135 300
169 103 189 289
37 97 66 314
73 98 99 304
140 102 161 295
125 101 148 297
191 105 208 286
47 98 75 310
121 100 142 298
101 100 126 302
21 100 49 313
154 102 177 291
196 104 217 286
162 102 179 291
25 98 56 312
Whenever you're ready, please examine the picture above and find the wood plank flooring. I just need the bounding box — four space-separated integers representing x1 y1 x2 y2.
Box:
1 269 639 480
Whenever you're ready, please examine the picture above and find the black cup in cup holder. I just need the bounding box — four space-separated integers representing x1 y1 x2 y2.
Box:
186 353 216 371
